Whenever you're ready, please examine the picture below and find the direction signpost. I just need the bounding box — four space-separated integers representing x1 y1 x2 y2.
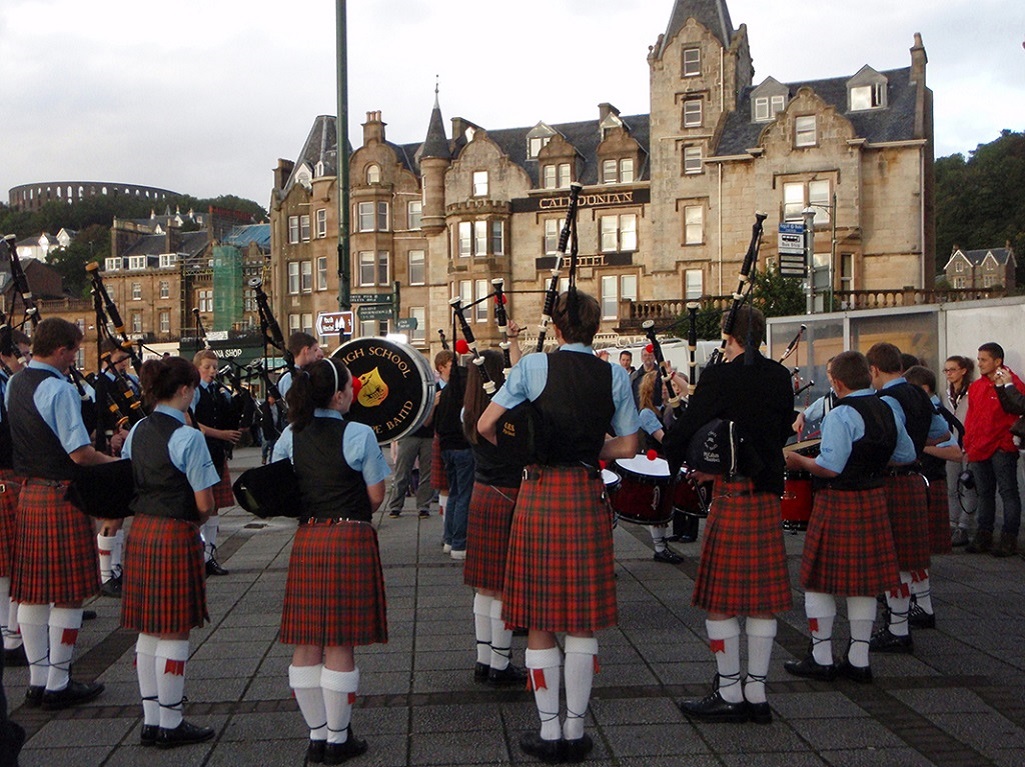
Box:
777 222 808 278
316 311 354 336
357 304 395 321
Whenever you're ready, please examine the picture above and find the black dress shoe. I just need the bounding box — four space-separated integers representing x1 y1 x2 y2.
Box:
100 575 123 598
783 654 836 681
323 731 368 765
678 689 750 723
205 558 229 577
82 609 97 620
487 663 528 687
140 724 158 747
563 733 594 763
41 679 104 710
3 645 28 667
24 685 44 707
518 731 564 764
473 662 489 683
155 719 215 749
653 548 684 564
869 628 913 654
836 659 873 683
307 738 327 763
747 700 772 724
908 602 936 629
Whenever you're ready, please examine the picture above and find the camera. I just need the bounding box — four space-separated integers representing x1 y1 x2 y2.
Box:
958 469 975 491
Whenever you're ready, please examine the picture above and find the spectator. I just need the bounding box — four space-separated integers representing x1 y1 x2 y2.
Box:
943 355 975 546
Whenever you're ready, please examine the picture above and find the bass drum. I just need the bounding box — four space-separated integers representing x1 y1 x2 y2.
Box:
331 338 436 445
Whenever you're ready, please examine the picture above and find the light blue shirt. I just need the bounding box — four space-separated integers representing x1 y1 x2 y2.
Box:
492 345 639 437
277 370 293 398
190 379 232 411
816 388 917 474
123 404 220 491
5 361 91 454
273 409 391 487
638 408 663 437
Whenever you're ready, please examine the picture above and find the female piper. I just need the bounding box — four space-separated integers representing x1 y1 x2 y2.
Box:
121 356 219 748
273 358 390 765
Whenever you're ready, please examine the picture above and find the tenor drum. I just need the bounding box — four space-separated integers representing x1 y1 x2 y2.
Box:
331 338 436 444
610 454 674 525
672 467 712 518
781 470 813 531
601 468 621 494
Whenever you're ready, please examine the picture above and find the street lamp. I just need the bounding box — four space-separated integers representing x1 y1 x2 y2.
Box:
802 192 837 312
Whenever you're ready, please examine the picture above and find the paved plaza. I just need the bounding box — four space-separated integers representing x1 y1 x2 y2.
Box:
7 446 1025 766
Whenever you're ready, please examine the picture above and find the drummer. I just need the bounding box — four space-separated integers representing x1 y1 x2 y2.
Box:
636 370 686 563
663 305 795 724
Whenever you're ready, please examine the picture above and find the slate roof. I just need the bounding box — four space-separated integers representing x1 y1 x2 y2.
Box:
946 247 1016 268
420 96 451 161
659 0 734 53
120 230 210 259
284 115 341 193
716 67 920 156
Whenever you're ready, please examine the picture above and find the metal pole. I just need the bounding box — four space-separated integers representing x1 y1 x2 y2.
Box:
829 191 837 312
336 0 351 320
803 208 816 314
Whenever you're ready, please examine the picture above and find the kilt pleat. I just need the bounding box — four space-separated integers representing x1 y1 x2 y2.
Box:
121 514 207 634
12 482 99 604
927 478 952 555
0 471 22 578
884 474 932 570
691 479 792 614
464 483 519 593
800 487 900 595
503 466 617 633
280 522 387 647
430 435 448 492
213 462 234 509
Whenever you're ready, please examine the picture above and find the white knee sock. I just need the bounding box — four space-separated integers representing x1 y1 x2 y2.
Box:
648 525 668 552
47 607 83 692
744 617 777 704
473 593 493 665
17 603 50 687
706 617 742 703
846 596 877 668
3 595 22 651
113 529 125 575
289 664 327 741
0 578 14 649
804 591 837 665
97 534 117 582
910 569 933 614
155 639 190 730
886 572 912 636
563 636 597 741
489 598 513 671
438 493 448 516
321 667 359 744
201 518 220 562
525 646 562 741
136 633 160 726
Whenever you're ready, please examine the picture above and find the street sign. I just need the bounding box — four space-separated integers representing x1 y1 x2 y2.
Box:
396 317 418 331
349 292 390 304
778 222 806 255
357 304 395 321
778 254 808 278
316 311 354 336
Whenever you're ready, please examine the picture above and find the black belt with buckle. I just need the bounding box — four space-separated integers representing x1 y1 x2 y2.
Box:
299 516 367 526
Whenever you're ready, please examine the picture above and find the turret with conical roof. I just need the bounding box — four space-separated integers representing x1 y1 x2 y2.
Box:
419 84 450 236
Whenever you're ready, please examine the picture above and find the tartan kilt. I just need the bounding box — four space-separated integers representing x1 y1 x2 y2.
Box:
927 478 952 555
464 483 519 593
800 487 900 596
11 481 99 604
430 435 448 493
691 479 792 614
884 474 932 571
280 521 387 647
213 461 234 509
121 514 208 634
503 466 617 633
0 471 22 578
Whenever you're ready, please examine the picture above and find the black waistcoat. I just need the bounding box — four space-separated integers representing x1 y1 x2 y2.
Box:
293 417 373 522
0 374 12 470
8 367 79 480
534 351 614 467
472 436 523 488
193 383 228 472
826 395 898 491
878 381 933 457
129 412 200 521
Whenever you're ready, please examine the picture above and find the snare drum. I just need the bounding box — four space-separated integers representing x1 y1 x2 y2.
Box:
672 468 711 518
781 470 813 531
610 455 674 525
601 469 621 494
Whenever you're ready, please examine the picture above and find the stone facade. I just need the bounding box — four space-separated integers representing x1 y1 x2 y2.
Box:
943 247 1017 290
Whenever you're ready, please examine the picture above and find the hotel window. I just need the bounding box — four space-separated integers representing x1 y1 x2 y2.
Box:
602 158 635 184
545 219 559 255
543 165 557 189
599 214 637 253
131 312 142 334
621 275 637 303
300 215 311 242
316 209 327 238
131 282 142 300
685 269 703 299
302 314 314 334
104 257 121 271
682 47 700 76
850 84 884 111
683 146 702 174
407 201 422 230
602 159 617 184
795 115 817 147
128 256 146 270
557 163 571 188
377 201 388 231
289 314 301 334
301 261 312 293
528 135 551 159
601 275 618 319
366 164 381 184
684 206 703 245
683 98 702 128
472 171 488 197
408 250 426 285
357 202 375 232
288 262 300 294
409 306 426 343
841 253 853 291
159 280 169 299
491 221 504 255
317 256 328 290
475 280 489 322
459 281 473 318
474 221 488 257
359 252 388 286
808 180 831 224
619 158 634 183
159 254 177 268
458 222 472 257
783 180 831 223
754 95 787 122
288 216 300 243
159 311 170 334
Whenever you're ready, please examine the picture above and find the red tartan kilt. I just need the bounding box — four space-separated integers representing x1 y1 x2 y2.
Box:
503 466 617 633
430 435 448 493
464 483 519 593
12 481 99 604
121 514 208 634
280 521 387 647
0 471 22 578
884 475 931 570
800 487 900 595
213 462 234 509
692 479 792 614
927 478 952 554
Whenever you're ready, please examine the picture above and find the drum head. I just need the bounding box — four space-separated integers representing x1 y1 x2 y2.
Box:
332 338 435 444
615 454 670 477
601 469 620 487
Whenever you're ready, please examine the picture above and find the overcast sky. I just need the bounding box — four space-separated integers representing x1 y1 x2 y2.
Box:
1 0 1021 213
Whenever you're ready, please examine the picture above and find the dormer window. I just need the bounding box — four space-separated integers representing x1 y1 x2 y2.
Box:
850 84 885 111
527 122 557 159
366 164 381 184
315 161 325 178
543 163 572 189
601 158 634 184
682 48 701 77
128 256 147 270
105 257 121 272
754 95 786 122
472 171 488 197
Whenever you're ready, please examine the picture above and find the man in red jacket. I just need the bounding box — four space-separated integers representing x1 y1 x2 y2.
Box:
963 342 1025 556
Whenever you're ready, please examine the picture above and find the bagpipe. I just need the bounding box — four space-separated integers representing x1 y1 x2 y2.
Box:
706 212 768 368
641 320 686 410
536 182 583 352
250 277 295 375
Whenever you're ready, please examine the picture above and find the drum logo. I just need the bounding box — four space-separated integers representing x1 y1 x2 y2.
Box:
357 368 389 408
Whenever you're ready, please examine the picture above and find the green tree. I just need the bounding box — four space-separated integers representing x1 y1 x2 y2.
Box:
48 224 111 297
751 262 807 318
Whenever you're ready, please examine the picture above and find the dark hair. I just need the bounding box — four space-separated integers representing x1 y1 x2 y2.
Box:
723 305 765 348
99 338 120 355
434 350 454 371
620 350 633 360
462 350 505 445
903 365 936 394
139 356 199 405
829 351 872 391
286 358 352 432
900 352 924 372
945 355 974 398
866 342 902 374
553 290 600 345
31 318 83 358
287 331 318 358
978 342 1004 363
